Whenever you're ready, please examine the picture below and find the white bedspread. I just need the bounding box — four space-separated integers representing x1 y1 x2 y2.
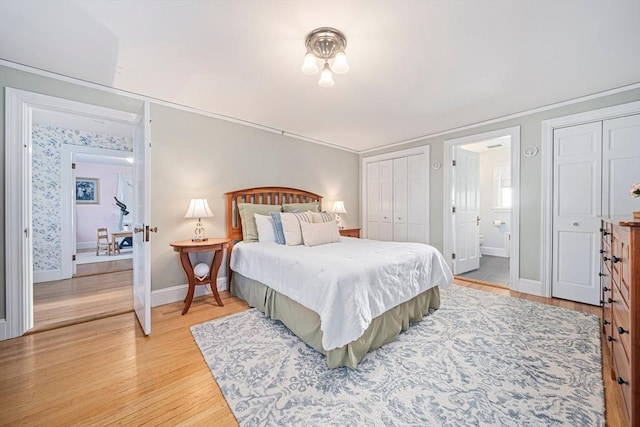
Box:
230 238 453 351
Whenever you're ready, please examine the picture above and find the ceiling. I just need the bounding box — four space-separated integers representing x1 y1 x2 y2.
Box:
1 1 639 153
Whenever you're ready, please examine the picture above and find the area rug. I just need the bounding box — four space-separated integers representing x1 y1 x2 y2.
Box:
191 285 604 426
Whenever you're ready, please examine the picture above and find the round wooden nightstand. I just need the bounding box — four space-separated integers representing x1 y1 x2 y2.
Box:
169 238 231 314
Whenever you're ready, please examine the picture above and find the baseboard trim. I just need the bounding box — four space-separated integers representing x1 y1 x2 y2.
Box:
33 269 63 283
517 278 543 296
0 319 6 341
151 277 227 308
480 247 508 257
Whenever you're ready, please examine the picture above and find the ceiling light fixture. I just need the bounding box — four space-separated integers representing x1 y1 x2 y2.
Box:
301 27 349 88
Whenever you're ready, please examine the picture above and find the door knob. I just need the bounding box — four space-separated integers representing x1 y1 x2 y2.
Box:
134 227 144 233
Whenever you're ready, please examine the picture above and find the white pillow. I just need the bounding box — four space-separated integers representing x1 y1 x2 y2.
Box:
254 213 277 243
300 220 341 247
307 211 335 223
280 212 312 246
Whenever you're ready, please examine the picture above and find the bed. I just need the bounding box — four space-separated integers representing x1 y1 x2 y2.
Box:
225 186 453 368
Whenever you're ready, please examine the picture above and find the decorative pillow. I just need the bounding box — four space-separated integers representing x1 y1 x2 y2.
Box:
282 202 321 213
280 212 312 246
237 203 281 242
300 220 341 247
307 211 335 223
254 213 277 243
269 212 286 244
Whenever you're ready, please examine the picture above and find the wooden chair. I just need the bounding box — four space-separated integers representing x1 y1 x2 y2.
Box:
96 227 113 256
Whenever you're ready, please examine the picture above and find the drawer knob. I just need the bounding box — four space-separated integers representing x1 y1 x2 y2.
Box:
600 249 605 254
611 255 620 264
599 272 606 277
602 231 610 236
617 326 629 335
616 377 628 385
607 336 616 342
603 256 610 261
603 286 609 292
603 320 610 325
607 298 616 304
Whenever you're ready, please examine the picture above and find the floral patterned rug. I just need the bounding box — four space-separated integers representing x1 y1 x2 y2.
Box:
191 285 604 426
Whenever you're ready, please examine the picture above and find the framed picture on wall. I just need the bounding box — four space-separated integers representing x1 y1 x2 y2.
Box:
76 177 99 204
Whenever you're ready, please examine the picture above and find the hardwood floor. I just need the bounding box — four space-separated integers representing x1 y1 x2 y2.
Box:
0 279 624 426
32 269 133 333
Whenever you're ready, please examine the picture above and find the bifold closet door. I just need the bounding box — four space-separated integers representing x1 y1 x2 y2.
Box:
552 121 602 306
552 114 640 305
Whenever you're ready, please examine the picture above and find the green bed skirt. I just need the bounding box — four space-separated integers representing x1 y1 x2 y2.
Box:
230 272 441 369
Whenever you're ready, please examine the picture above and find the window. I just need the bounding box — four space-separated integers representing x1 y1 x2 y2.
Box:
493 162 511 211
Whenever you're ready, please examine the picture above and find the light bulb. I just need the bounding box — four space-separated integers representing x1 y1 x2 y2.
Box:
332 52 349 74
301 53 319 75
318 62 334 88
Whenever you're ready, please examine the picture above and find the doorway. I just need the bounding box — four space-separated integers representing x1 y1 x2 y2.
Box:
443 126 520 290
5 88 152 340
30 110 135 331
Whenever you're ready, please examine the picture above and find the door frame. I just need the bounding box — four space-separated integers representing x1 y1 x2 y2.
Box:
4 88 140 339
444 126 520 290
541 101 640 298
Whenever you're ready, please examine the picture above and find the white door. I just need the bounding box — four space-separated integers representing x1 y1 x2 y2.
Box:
366 161 381 240
407 153 427 243
602 114 640 215
133 101 152 335
393 157 408 242
552 122 602 305
379 159 393 241
453 147 480 274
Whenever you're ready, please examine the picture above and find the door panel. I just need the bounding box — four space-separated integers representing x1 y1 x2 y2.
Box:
133 101 152 335
453 147 480 274
366 162 380 240
552 121 601 305
407 153 427 243
379 160 393 241
602 114 640 216
393 157 408 242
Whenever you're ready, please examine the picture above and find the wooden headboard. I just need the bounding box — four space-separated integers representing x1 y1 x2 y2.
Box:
225 186 323 242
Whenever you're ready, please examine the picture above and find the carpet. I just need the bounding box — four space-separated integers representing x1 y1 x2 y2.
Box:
191 285 604 426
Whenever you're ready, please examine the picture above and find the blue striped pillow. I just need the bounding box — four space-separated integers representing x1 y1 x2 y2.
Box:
269 212 286 244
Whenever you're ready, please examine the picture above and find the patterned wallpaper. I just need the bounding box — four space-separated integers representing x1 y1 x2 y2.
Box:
32 124 132 274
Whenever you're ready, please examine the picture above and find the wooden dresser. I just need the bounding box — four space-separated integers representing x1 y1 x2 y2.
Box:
600 216 639 426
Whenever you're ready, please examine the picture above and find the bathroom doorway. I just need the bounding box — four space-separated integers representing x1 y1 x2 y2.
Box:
444 126 520 289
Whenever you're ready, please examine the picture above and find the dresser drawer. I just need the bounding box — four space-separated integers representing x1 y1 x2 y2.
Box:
612 297 631 361
612 338 632 426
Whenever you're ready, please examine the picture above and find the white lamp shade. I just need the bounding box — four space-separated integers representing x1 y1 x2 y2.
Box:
301 53 319 75
331 52 349 74
318 63 335 88
331 201 347 214
184 199 214 219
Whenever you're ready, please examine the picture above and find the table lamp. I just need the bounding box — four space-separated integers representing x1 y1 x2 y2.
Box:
331 200 347 228
184 198 214 241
